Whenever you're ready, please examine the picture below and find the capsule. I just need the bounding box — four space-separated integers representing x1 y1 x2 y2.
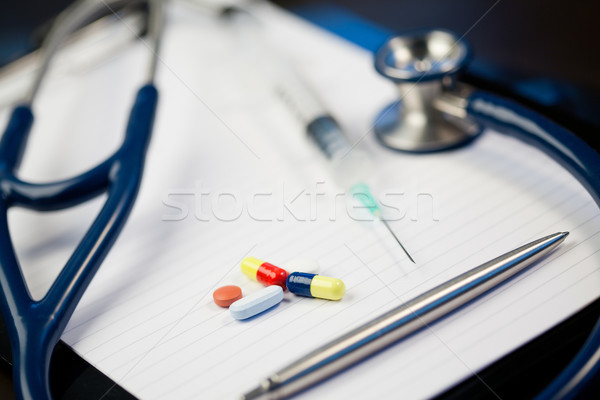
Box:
286 272 345 300
241 257 288 289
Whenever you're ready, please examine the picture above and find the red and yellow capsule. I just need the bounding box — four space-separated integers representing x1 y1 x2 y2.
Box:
241 257 288 289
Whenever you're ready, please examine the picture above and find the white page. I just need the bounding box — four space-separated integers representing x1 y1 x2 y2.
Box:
3 2 600 399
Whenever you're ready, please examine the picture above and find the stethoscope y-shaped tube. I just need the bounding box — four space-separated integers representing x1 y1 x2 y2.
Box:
0 1 163 399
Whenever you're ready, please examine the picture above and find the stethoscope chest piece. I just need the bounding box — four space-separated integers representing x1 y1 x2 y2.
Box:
374 29 482 152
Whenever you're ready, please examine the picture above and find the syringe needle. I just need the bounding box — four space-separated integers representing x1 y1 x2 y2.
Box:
380 217 415 264
351 183 415 264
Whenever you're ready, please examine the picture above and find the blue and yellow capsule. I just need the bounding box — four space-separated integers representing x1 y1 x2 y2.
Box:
286 272 345 300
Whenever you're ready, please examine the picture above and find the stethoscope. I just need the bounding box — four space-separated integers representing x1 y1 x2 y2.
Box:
0 0 162 399
372 29 600 399
0 2 599 399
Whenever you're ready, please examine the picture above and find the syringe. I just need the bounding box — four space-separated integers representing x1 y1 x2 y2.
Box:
304 116 415 264
226 4 415 263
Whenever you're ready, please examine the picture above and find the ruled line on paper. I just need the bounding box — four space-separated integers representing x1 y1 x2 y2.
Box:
65 211 354 347
142 213 597 399
65 169 366 344
388 193 591 298
354 245 600 399
81 220 368 369
112 232 385 383
110 243 258 384
153 262 401 398
278 227 600 400
334 179 587 304
209 220 599 399
84 225 378 376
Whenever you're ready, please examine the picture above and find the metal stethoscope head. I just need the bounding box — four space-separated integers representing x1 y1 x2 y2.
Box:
374 29 482 152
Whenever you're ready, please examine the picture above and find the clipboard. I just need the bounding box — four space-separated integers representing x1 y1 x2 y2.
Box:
1 1 599 399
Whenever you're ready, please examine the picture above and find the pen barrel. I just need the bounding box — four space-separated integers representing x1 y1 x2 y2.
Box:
255 232 566 399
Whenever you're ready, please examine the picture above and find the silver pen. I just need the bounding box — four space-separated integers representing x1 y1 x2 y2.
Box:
242 232 568 399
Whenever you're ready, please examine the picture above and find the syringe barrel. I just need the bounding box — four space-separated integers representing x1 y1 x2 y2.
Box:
306 115 352 159
307 116 373 188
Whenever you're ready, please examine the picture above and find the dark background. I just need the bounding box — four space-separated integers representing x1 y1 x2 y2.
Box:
281 0 600 92
2 0 599 146
2 0 600 90
0 0 599 398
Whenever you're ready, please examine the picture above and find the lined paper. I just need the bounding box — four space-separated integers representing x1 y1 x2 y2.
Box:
3 2 599 399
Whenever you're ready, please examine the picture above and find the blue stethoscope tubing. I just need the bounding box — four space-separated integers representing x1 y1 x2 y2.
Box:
0 0 162 399
465 90 600 399
0 85 157 400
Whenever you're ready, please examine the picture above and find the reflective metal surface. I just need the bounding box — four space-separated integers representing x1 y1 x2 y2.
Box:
374 29 482 152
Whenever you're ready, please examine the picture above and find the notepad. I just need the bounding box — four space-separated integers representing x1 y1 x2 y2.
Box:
3 2 600 399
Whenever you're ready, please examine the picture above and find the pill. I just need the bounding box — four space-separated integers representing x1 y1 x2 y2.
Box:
286 272 345 300
230 285 284 320
284 258 320 275
213 285 243 308
241 257 288 289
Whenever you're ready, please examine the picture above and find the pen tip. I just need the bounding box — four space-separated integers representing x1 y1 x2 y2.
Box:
559 231 569 242
554 231 569 242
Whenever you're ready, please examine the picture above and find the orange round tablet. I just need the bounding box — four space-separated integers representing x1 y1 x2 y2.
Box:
213 285 243 308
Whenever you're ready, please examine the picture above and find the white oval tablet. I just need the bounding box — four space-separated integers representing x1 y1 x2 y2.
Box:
230 285 284 320
285 258 320 275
